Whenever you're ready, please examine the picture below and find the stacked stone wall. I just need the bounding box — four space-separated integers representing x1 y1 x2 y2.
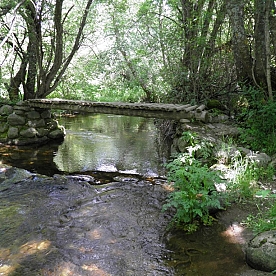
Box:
0 101 65 146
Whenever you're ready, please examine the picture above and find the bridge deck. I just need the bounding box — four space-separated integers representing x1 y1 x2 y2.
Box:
27 99 209 121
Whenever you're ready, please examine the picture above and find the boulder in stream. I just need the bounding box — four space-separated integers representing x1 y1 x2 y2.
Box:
246 230 276 272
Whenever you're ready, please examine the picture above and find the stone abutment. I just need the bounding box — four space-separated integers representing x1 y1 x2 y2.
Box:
0 101 65 146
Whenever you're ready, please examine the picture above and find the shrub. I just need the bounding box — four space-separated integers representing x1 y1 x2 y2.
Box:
238 87 276 154
162 153 223 232
226 151 259 200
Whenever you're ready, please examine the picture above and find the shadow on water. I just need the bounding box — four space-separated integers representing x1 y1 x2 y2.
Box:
163 224 250 275
0 143 62 176
0 114 257 275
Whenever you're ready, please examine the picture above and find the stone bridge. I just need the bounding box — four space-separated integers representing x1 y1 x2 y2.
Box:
27 99 209 122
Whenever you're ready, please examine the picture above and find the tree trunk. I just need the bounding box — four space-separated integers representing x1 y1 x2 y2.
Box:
254 0 267 87
265 0 273 100
227 0 252 84
1 0 94 100
22 1 39 99
38 0 94 98
270 1 276 57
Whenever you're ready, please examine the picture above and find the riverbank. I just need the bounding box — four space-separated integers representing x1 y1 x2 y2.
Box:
217 202 273 276
170 121 276 275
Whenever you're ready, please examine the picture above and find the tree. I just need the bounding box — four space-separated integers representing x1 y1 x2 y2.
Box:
227 0 252 84
0 0 94 100
227 0 276 100
163 0 233 103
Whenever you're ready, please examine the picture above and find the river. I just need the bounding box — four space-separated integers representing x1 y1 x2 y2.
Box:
0 114 258 275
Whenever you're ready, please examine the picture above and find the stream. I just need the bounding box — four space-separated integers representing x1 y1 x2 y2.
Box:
0 114 258 275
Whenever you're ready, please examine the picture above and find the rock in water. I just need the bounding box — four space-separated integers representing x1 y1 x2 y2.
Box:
246 230 276 272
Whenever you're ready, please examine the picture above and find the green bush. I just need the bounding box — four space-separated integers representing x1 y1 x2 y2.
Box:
226 151 259 200
238 87 276 154
180 131 214 161
162 153 223 232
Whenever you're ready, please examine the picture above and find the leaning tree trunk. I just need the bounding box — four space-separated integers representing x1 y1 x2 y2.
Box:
6 62 26 101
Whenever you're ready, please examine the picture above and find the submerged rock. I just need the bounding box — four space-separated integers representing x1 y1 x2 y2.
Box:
0 164 173 275
246 230 276 272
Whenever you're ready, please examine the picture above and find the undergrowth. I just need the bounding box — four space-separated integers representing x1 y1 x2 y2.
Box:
238 86 276 155
162 153 223 232
162 132 224 232
163 130 276 233
244 197 276 234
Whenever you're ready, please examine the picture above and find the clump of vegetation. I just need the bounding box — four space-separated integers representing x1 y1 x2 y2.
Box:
162 153 223 232
226 151 260 200
163 131 276 233
238 87 276 155
244 196 276 234
163 132 224 232
180 131 214 161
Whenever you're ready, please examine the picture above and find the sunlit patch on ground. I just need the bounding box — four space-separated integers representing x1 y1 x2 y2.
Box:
85 227 119 248
87 228 102 239
0 264 14 275
0 240 52 275
40 261 76 276
19 240 51 255
38 261 111 276
162 182 174 192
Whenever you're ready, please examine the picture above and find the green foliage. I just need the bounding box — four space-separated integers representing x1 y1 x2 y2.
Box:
163 153 223 233
95 86 145 102
238 87 276 154
225 149 275 200
226 151 259 199
51 80 144 102
163 131 276 234
181 131 197 146
181 131 214 162
245 200 276 234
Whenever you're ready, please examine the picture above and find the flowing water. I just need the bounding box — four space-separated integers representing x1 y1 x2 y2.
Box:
0 114 256 275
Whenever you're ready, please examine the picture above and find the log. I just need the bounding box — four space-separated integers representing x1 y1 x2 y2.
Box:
195 111 209 122
184 105 198 112
196 104 205 113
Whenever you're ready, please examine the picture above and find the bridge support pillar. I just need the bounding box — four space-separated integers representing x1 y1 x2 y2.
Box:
0 101 65 146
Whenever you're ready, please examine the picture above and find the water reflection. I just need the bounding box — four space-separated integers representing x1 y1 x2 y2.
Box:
0 114 169 177
0 143 61 176
55 114 167 176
